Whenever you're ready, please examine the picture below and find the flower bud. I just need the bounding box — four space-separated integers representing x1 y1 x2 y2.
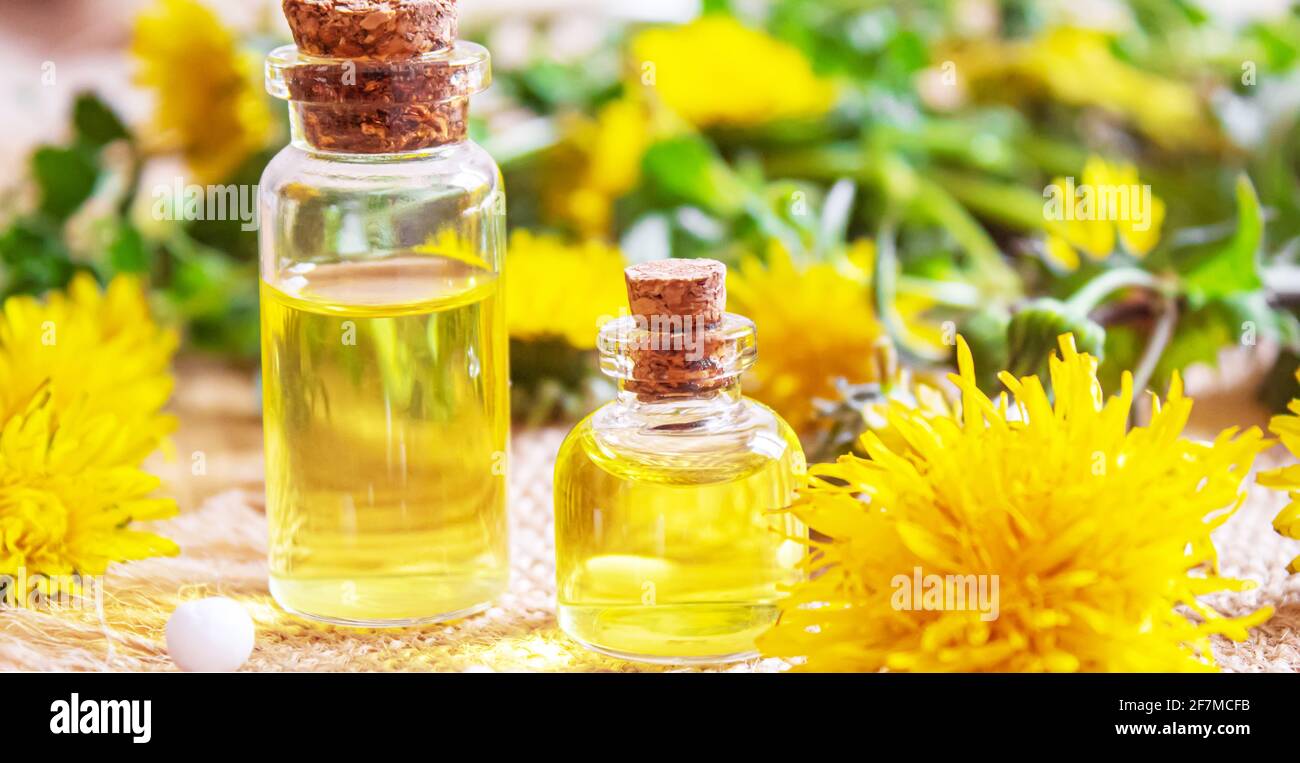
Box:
956 306 1010 392
1006 298 1105 378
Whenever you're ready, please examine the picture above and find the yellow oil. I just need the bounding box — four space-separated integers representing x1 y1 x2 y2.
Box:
260 254 509 626
553 412 806 662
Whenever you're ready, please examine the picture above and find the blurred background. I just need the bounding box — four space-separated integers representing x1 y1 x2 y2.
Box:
2 0 1300 470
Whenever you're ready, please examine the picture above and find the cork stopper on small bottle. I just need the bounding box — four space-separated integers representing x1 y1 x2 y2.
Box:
624 259 726 329
622 259 737 398
277 0 473 153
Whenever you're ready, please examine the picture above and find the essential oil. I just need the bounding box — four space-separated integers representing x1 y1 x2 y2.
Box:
259 0 507 625
261 255 508 624
553 259 807 662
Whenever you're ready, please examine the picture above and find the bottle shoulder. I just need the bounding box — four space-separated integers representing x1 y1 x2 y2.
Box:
556 396 805 484
259 141 502 197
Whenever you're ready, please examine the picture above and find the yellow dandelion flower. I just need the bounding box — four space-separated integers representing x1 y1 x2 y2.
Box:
1256 370 1300 573
581 99 651 203
0 274 177 466
1043 155 1166 271
863 378 954 460
0 277 179 583
630 15 836 128
505 231 627 349
1026 28 1214 150
132 0 273 182
760 334 1273 672
950 27 1215 150
545 98 653 238
1105 161 1167 256
728 241 936 431
0 391 178 580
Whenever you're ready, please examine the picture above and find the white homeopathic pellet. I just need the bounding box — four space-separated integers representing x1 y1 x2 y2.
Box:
165 597 255 672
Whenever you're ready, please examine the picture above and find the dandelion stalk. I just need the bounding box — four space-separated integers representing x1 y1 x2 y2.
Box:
1130 293 1179 411
1065 266 1165 314
1065 267 1180 413
932 169 1051 233
762 145 1022 301
872 219 949 364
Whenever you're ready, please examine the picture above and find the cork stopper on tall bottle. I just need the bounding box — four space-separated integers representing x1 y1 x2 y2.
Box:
276 0 475 153
622 259 737 398
282 0 458 60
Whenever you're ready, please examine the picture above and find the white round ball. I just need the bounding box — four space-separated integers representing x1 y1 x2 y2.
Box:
166 597 255 672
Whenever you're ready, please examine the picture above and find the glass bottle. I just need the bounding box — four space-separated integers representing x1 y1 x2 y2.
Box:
553 260 807 663
257 33 507 626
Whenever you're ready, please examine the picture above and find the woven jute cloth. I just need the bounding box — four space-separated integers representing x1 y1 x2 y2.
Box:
1 359 1297 672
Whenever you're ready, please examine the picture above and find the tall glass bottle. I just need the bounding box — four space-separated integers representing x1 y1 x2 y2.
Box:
258 4 507 626
553 259 807 663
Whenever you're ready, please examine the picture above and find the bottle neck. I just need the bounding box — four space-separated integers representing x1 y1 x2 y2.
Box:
612 377 746 426
596 313 758 414
265 42 490 155
287 99 470 155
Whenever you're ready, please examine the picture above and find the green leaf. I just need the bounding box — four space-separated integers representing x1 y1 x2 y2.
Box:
881 28 928 82
502 60 620 113
641 135 746 216
108 222 150 273
162 235 260 357
1135 294 1290 390
72 92 129 149
1153 304 1234 384
0 218 75 296
31 145 99 221
1171 0 1210 24
1246 23 1300 72
1183 174 1263 300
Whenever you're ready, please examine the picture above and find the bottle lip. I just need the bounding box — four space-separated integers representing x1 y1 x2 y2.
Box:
596 312 758 384
265 40 491 105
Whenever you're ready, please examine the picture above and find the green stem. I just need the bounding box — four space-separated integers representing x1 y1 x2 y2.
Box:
931 169 1049 232
762 144 864 180
910 173 1020 298
897 275 983 309
1130 294 1178 425
1019 134 1090 178
1065 267 1163 315
873 220 949 364
763 145 1023 301
117 141 143 219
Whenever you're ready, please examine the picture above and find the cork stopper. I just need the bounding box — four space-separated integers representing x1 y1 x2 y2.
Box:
620 259 739 398
274 0 479 153
283 0 458 60
625 259 727 329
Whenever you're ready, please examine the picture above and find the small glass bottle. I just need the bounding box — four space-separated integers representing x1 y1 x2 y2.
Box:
553 259 807 663
258 1 508 626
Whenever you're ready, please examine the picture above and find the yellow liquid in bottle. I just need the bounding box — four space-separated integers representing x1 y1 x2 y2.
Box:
554 410 806 663
260 254 509 626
